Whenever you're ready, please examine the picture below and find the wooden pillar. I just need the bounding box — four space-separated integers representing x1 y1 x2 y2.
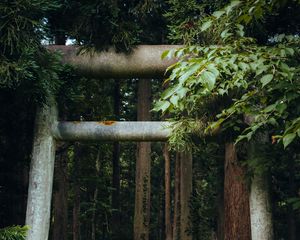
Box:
134 79 152 240
249 136 274 240
25 99 57 240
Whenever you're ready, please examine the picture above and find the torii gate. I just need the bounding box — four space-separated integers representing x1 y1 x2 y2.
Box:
24 44 273 240
25 45 181 240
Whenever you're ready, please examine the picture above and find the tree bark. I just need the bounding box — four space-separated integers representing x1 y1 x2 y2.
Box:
164 144 172 240
112 79 121 239
224 143 251 240
216 188 224 240
73 143 82 240
173 153 181 240
52 147 69 240
25 100 57 240
249 140 274 240
180 151 193 240
91 148 101 240
287 156 296 240
134 79 151 240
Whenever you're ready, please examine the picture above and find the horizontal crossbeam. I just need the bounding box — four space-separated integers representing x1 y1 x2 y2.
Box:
52 121 172 141
47 45 181 78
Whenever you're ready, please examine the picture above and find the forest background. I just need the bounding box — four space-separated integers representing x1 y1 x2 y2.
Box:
0 0 300 239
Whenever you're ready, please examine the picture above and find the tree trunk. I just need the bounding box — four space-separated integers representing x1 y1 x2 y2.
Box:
249 140 273 240
112 79 121 239
180 151 193 240
52 147 69 240
91 148 101 240
287 156 296 240
173 153 181 240
134 79 151 240
73 187 80 240
164 144 172 240
73 143 82 240
216 189 224 240
224 143 251 240
25 100 57 240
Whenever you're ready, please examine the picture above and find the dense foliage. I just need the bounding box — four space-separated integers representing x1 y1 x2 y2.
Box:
156 0 300 148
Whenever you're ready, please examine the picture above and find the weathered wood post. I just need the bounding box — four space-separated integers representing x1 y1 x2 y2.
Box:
250 172 273 240
26 99 57 240
249 135 274 240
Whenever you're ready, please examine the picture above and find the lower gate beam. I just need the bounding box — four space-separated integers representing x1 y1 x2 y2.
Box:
52 121 172 142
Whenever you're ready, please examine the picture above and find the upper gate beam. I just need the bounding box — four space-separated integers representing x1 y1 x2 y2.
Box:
52 121 172 142
47 45 181 78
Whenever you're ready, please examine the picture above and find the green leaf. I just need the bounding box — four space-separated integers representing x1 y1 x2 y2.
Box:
213 10 225 19
201 71 216 91
162 49 175 60
178 63 201 84
238 62 249 71
268 117 278 126
153 100 171 112
260 74 273 87
161 85 179 99
276 103 287 114
297 128 300 137
225 1 241 14
177 87 188 98
221 28 232 39
170 94 179 106
283 133 296 148
161 50 169 60
264 103 276 113
201 20 212 32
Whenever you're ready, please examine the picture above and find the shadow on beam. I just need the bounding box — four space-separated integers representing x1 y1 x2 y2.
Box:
47 45 181 78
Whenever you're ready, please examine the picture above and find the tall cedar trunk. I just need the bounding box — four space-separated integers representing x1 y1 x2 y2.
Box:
217 147 225 240
216 188 224 240
73 143 82 240
134 79 151 240
180 151 193 240
173 153 181 240
112 79 121 239
158 191 164 240
224 143 251 240
52 147 69 240
92 148 101 240
163 144 172 240
249 139 273 240
287 156 296 240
